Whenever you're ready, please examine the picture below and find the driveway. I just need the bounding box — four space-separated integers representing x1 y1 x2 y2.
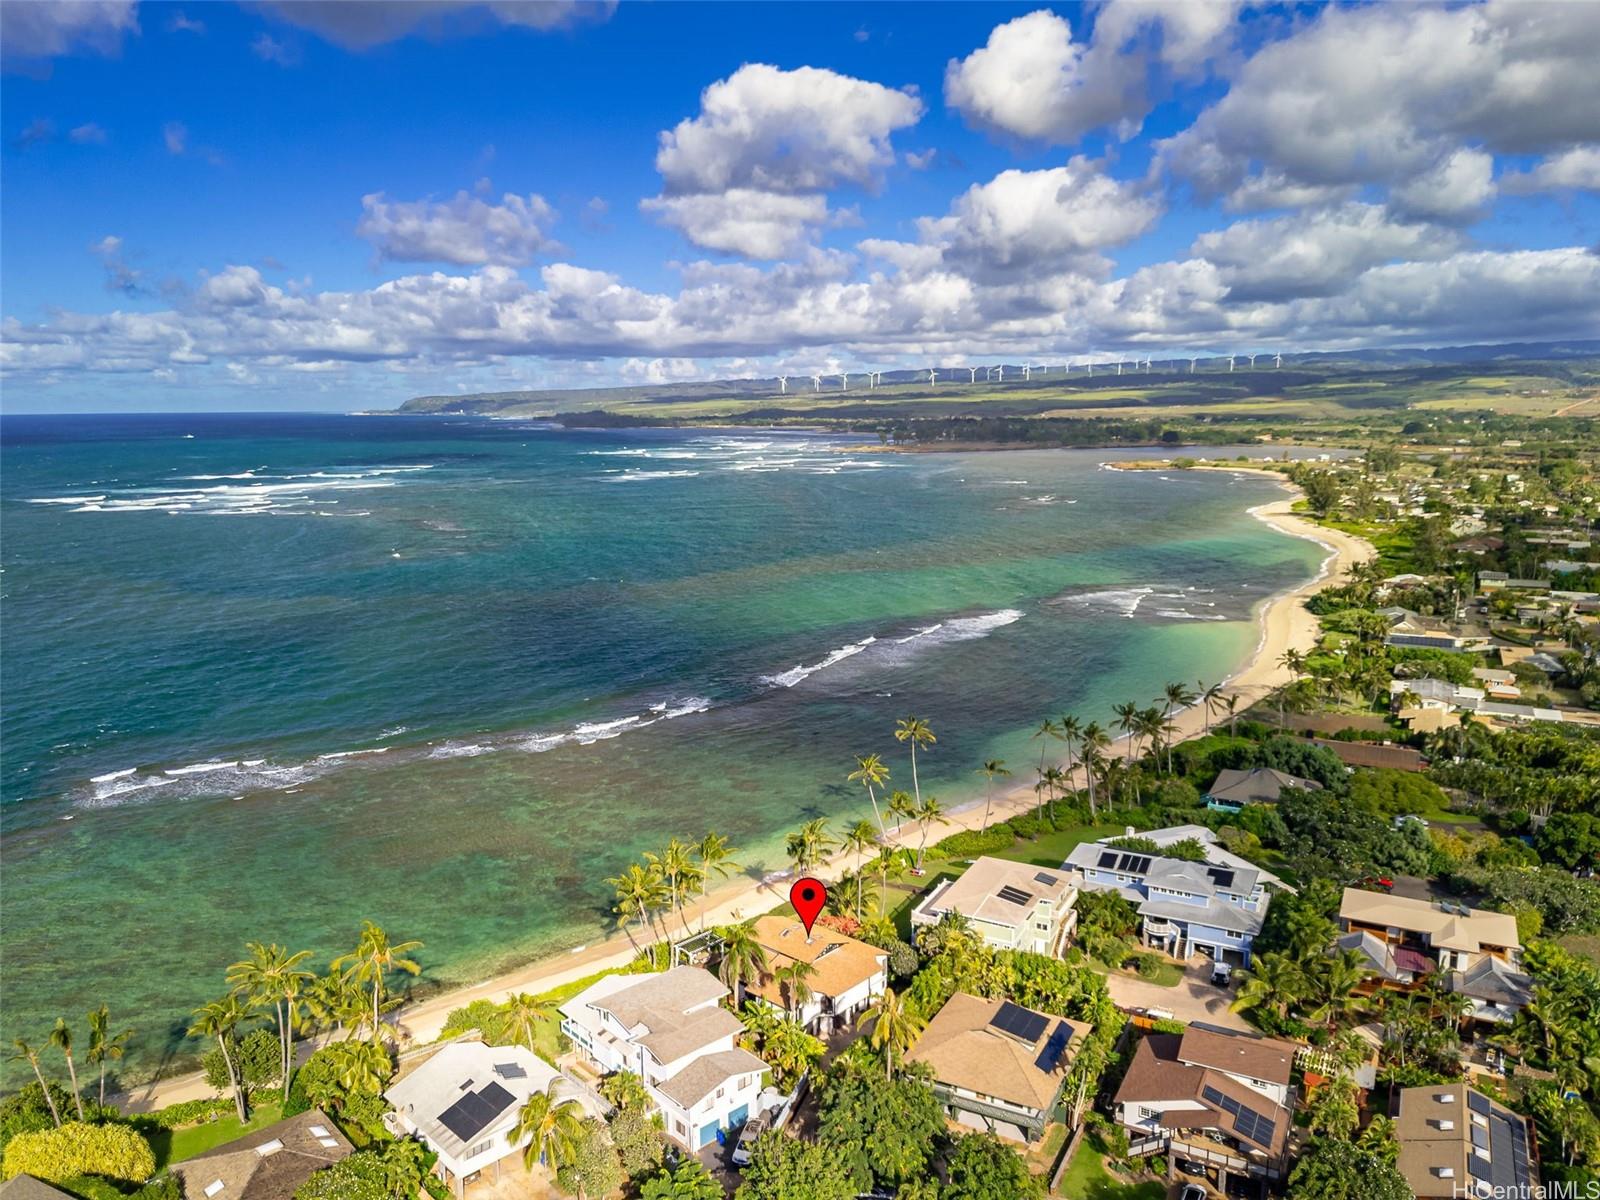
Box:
1105 962 1251 1031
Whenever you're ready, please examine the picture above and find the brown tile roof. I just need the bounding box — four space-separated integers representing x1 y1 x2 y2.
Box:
904 992 1090 1112
1178 1025 1296 1087
1308 738 1428 772
0 1179 75 1200
171 1109 352 1200
1396 1083 1537 1197
746 916 886 1007
1113 1034 1290 1157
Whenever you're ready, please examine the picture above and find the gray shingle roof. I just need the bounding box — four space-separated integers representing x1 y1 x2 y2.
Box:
654 1048 767 1107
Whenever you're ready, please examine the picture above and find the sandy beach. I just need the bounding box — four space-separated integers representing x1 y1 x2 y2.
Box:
115 467 1373 1113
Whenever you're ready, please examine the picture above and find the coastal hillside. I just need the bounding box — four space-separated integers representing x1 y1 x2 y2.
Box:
399 339 1600 426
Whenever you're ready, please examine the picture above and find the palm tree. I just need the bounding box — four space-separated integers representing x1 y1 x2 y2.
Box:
1079 722 1110 820
848 754 891 838
1112 702 1141 763
645 838 702 936
85 1005 132 1109
10 1039 61 1127
893 716 936 808
1199 681 1225 733
886 789 917 837
1132 708 1165 781
493 993 551 1053
1222 693 1241 737
331 922 423 1040
607 862 668 950
1310 951 1373 1031
858 987 925 1080
1229 952 1306 1021
1276 649 1308 727
1031 718 1060 779
227 942 315 1103
323 1038 390 1101
1161 681 1197 771
49 1019 85 1122
785 817 836 875
188 994 251 1121
300 969 368 1041
516 1090 587 1189
840 820 877 918
912 795 946 869
1057 714 1082 777
773 960 818 1018
692 831 738 932
716 921 769 1000
976 759 1010 832
872 846 911 910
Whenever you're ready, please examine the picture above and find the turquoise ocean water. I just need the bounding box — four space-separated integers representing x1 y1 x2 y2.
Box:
0 414 1326 1084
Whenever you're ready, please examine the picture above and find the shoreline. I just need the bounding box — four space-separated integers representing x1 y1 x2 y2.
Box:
113 466 1374 1114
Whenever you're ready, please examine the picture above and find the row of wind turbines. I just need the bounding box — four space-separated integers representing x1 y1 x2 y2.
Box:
775 352 1285 393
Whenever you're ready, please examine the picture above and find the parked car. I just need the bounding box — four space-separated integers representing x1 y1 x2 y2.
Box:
1359 875 1395 891
730 1115 767 1166
1180 1184 1208 1200
1210 962 1233 987
1175 1158 1209 1177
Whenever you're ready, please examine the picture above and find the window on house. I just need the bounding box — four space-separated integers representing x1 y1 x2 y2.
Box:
466 1138 494 1159
675 1120 686 1136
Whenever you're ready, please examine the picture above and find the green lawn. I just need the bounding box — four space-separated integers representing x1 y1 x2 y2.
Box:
148 1101 285 1169
1057 1143 1165 1200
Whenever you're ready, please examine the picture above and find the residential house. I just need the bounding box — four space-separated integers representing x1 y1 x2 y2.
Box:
1479 572 1551 592
1382 609 1482 651
1396 1083 1538 1198
558 966 767 1151
1307 738 1427 772
904 992 1091 1144
384 1041 597 1196
743 915 887 1035
170 1109 352 1200
1470 667 1522 700
1389 677 1484 712
1202 766 1321 813
1113 1025 1296 1186
1339 889 1527 1018
910 856 1078 957
0 1180 74 1200
1065 826 1288 967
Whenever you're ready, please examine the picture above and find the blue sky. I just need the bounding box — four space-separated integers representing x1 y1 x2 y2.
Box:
2 0 1597 411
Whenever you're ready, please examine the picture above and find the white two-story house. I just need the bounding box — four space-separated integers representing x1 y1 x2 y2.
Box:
559 966 767 1152
383 1041 597 1197
910 857 1078 957
743 915 888 1036
1064 825 1289 967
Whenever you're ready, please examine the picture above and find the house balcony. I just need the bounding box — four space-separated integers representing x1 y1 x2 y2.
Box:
930 1083 1050 1141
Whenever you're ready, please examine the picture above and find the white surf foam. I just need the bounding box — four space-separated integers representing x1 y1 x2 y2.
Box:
763 637 878 688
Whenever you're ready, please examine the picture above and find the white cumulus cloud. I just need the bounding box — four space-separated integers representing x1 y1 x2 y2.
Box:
357 191 559 266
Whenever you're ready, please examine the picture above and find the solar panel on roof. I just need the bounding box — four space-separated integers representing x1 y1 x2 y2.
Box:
1035 1023 1074 1072
989 1001 1049 1045
1206 867 1236 888
1468 1091 1491 1115
1033 871 1058 886
1098 851 1119 868
437 1081 518 1144
1202 1086 1224 1106
1119 854 1151 874
478 1081 514 1113
996 885 1033 906
1469 1154 1494 1181
1232 1104 1276 1149
438 1096 485 1142
494 1062 528 1080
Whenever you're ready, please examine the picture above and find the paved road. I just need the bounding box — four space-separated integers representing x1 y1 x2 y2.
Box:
1105 962 1251 1032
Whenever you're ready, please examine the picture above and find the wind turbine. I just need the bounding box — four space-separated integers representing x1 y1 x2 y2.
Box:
1247 354 1257 369
1022 364 1033 381
927 368 938 386
1086 358 1093 377
994 365 1004 383
839 373 849 391
811 374 822 392
1116 360 1124 376
968 367 979 383
1227 355 1236 372
869 370 882 388
1143 357 1152 372
778 375 788 394
1273 352 1283 368
1188 357 1198 373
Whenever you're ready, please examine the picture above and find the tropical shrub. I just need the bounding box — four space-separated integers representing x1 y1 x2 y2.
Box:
554 1118 623 1200
943 1131 1043 1199
202 1028 280 1093
137 1098 236 1129
641 1158 722 1200
1 1084 81 1153
1 1121 155 1186
292 1152 391 1200
732 1130 854 1200
931 827 1016 858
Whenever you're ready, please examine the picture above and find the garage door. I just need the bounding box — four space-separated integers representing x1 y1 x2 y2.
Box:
698 1120 720 1149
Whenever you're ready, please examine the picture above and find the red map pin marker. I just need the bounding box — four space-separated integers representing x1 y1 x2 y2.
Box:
789 876 827 938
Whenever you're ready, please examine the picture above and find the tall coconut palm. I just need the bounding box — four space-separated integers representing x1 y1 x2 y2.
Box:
9 1039 61 1127
1276 649 1308 727
606 863 669 951
1222 693 1241 737
86 1005 132 1109
785 817 836 875
693 831 739 933
840 820 877 918
1112 702 1141 763
1031 718 1060 779
48 1019 85 1121
227 942 315 1102
645 838 702 936
1132 708 1165 779
872 845 911 910
774 960 818 1018
1310 950 1373 1031
300 969 368 1042
858 987 925 1080
516 1090 587 1185
1161 681 1197 771
847 754 891 838
976 759 1010 831
331 922 423 1040
893 716 936 808
1199 681 1225 733
493 993 552 1053
716 921 769 1000
1229 952 1306 1021
886 789 917 837
188 994 250 1121
1079 722 1110 820
1057 714 1082 776
912 795 946 869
